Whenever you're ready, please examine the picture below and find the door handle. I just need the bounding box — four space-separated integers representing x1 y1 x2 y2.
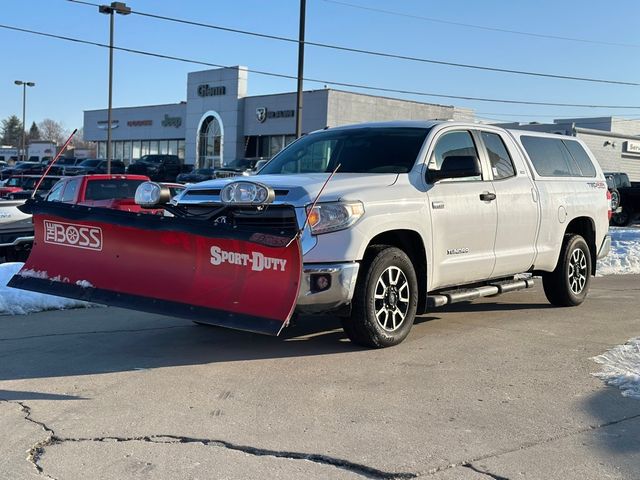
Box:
480 192 496 201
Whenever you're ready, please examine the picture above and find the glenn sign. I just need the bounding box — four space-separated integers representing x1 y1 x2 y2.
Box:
198 84 226 97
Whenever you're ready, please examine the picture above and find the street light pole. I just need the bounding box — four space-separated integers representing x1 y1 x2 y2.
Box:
14 80 35 162
295 0 306 139
99 2 130 174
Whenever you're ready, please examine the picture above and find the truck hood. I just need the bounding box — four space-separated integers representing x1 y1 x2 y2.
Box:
0 200 31 227
183 173 399 205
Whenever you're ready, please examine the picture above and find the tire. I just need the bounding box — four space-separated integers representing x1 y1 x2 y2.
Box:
611 210 631 227
610 189 621 211
542 234 592 307
342 246 418 348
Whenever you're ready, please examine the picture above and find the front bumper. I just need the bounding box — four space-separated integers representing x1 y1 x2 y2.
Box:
597 234 612 260
0 231 34 248
296 262 360 314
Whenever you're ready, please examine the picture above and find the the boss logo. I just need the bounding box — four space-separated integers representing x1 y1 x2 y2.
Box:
44 221 103 251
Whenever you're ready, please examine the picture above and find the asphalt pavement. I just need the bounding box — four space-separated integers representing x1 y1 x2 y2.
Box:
1 275 639 480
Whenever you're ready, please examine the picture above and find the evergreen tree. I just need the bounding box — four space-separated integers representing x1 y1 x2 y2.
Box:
1 115 24 147
28 121 40 142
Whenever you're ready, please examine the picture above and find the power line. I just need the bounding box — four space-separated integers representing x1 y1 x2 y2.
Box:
323 0 640 49
63 0 640 87
2 23 640 110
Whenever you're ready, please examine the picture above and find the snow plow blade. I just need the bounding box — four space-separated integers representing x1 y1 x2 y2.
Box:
8 201 302 335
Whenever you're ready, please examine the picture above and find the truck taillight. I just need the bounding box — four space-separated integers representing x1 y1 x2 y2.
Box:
606 190 612 220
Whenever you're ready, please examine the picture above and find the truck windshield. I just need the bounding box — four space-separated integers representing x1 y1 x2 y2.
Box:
79 159 101 167
259 127 430 175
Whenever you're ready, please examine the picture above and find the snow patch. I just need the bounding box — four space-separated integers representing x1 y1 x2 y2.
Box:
0 262 93 315
592 338 640 400
596 227 640 276
75 279 94 288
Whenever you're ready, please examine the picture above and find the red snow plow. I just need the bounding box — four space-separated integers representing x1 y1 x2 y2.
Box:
8 199 302 335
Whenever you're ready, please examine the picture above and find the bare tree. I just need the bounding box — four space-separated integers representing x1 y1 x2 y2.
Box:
38 119 68 145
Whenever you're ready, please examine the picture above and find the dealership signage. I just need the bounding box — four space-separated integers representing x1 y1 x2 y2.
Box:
97 120 119 129
256 107 295 123
127 120 153 127
198 84 226 97
624 141 640 155
161 114 182 128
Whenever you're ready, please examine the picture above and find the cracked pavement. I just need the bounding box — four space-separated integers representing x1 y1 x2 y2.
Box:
1 275 639 479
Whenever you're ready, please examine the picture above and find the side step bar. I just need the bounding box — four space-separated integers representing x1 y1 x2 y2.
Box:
427 278 534 308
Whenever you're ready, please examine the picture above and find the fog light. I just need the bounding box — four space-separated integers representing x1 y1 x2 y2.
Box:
311 273 331 292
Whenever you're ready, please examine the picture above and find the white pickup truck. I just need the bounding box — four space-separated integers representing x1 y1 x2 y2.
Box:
12 121 611 348
166 120 610 347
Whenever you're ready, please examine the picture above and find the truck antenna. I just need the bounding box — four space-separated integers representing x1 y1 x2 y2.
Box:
32 128 78 199
300 163 341 233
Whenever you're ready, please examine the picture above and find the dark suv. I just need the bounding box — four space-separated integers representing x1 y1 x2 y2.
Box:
126 154 182 182
64 159 126 176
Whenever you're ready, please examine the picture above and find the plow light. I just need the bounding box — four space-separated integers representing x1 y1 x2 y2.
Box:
221 181 275 205
135 182 172 208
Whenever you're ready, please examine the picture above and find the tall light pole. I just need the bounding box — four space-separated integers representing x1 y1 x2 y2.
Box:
14 80 35 162
99 1 130 174
295 0 306 139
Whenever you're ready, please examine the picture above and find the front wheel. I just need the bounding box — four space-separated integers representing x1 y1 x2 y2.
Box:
342 246 418 348
542 234 592 307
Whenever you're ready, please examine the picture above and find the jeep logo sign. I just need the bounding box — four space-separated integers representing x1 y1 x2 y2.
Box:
44 220 103 251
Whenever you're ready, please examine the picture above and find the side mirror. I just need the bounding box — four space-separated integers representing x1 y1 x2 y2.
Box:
427 155 481 183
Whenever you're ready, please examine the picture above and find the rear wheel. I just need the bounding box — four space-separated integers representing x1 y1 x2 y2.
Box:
610 189 621 211
542 234 591 307
611 209 631 227
342 246 418 348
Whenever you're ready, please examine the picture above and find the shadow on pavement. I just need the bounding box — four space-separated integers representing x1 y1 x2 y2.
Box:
581 387 640 476
0 390 86 401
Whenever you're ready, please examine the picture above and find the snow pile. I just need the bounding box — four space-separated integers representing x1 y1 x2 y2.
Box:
592 338 640 399
0 262 91 315
596 227 640 276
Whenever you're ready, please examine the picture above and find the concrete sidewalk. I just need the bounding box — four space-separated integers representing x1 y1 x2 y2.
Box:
0 275 639 479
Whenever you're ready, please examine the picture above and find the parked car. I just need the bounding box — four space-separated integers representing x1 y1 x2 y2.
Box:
1 175 64 199
126 154 183 182
176 168 215 184
0 199 33 263
63 159 126 176
0 162 45 180
6 176 65 200
211 158 257 178
604 172 640 226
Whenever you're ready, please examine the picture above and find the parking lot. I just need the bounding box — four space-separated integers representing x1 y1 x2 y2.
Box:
1 275 639 480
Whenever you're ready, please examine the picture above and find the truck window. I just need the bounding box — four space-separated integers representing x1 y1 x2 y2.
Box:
520 136 583 177
61 177 82 203
429 131 482 181
46 181 65 202
480 132 515 180
562 140 596 177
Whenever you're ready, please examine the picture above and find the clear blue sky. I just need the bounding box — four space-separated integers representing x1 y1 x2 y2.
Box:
2 0 640 133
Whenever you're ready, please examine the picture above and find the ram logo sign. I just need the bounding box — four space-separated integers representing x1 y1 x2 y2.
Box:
44 220 103 251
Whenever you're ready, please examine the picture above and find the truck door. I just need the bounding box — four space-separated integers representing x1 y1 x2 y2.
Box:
426 130 497 288
478 131 539 277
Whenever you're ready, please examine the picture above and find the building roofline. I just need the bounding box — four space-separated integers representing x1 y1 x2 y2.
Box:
575 127 640 140
84 102 186 113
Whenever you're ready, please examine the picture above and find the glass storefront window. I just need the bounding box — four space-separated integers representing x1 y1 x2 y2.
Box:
177 140 185 160
97 141 106 159
141 141 149 157
168 140 177 156
132 141 141 160
285 135 296 147
159 140 169 155
258 136 270 158
123 141 132 164
149 141 159 155
114 141 123 160
270 135 284 157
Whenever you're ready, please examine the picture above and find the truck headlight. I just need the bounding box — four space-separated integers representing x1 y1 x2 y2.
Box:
305 201 364 235
221 181 274 205
135 182 171 207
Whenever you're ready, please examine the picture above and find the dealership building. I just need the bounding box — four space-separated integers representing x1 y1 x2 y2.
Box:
83 66 474 168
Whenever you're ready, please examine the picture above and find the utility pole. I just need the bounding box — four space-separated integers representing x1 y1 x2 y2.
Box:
295 0 306 138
